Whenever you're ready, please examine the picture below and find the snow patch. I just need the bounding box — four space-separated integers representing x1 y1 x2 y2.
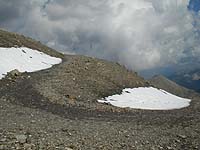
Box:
0 47 62 79
98 87 191 110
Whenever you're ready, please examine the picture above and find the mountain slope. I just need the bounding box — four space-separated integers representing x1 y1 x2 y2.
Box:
0 29 149 110
0 29 63 58
168 69 200 93
0 30 200 149
0 55 149 109
149 75 194 98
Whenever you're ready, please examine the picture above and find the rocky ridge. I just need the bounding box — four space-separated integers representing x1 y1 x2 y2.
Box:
0 29 200 149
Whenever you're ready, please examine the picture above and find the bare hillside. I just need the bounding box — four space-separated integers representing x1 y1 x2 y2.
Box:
0 30 200 149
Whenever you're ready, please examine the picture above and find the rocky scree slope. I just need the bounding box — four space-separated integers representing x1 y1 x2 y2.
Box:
0 29 149 111
0 29 63 58
0 30 200 150
0 55 149 111
149 75 197 98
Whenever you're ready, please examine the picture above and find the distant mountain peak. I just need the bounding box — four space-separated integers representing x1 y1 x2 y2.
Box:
149 74 193 98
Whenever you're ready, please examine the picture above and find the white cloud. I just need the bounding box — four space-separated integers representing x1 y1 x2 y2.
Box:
1 0 199 71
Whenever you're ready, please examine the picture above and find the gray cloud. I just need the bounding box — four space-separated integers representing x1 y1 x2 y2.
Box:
0 0 199 71
0 0 31 30
0 1 19 22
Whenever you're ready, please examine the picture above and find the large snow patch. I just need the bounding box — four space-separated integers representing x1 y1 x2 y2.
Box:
0 47 62 79
98 87 191 110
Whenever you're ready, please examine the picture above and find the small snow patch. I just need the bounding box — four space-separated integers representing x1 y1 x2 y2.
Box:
98 87 191 110
0 47 62 79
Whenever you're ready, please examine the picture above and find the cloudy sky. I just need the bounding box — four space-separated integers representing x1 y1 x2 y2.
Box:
0 0 200 74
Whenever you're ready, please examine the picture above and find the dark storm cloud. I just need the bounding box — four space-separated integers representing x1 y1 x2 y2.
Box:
0 0 31 30
0 0 200 71
0 1 19 22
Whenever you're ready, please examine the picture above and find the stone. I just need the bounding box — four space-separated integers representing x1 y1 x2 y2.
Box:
9 69 21 77
178 134 187 139
65 147 73 150
24 143 32 150
15 134 27 144
0 138 6 142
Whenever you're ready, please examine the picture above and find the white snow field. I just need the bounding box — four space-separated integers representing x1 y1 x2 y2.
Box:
0 47 62 79
98 87 191 110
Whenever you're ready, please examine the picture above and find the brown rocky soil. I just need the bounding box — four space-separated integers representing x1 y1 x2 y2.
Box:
149 75 196 98
0 55 200 150
0 29 200 149
0 29 63 58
